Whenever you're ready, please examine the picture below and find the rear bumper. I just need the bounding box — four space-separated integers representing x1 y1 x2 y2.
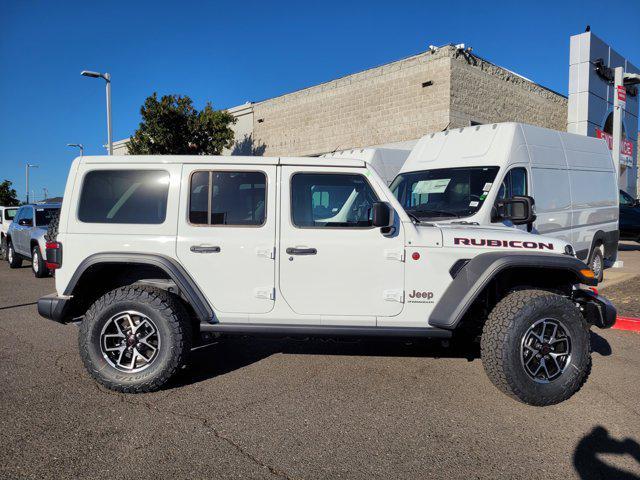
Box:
37 294 71 323
575 289 617 329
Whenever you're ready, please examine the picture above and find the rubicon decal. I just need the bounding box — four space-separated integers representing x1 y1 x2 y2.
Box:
454 237 554 250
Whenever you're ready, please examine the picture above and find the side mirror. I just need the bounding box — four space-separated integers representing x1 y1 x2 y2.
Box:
495 195 536 226
18 218 33 227
372 202 394 228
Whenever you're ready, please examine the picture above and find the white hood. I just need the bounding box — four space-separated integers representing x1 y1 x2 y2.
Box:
412 222 570 255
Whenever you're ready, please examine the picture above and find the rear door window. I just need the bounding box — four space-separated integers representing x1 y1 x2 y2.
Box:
188 171 266 226
78 170 170 224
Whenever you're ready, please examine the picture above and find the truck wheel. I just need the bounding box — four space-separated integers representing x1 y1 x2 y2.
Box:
7 242 22 268
481 289 591 406
0 236 6 260
79 285 192 393
588 247 604 283
32 246 48 278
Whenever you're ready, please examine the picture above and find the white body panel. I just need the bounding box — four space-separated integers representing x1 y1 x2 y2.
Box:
398 123 619 260
0 206 18 239
176 164 277 318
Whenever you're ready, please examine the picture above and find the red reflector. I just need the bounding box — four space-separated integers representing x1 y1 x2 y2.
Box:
46 241 59 250
589 287 599 296
412 252 420 260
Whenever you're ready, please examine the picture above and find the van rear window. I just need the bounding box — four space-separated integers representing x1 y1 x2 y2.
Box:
78 170 169 224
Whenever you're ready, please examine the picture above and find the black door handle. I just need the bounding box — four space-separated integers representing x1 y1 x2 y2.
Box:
286 247 317 255
190 245 221 253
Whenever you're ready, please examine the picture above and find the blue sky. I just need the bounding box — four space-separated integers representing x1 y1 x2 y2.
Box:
1 0 639 200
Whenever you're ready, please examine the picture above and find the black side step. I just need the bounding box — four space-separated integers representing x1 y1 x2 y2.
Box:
199 323 452 339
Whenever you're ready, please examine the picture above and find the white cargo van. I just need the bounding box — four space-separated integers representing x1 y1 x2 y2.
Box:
389 123 619 280
320 147 412 186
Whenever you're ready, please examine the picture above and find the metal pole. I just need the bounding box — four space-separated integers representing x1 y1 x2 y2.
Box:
612 67 624 180
105 73 112 155
25 164 29 204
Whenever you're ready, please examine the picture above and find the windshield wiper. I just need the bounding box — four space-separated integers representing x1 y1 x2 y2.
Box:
407 209 462 219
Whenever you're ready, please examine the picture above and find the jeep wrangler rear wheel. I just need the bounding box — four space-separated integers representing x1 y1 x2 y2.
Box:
481 289 591 406
79 285 192 393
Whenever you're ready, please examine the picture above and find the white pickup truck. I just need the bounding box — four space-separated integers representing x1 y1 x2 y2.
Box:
38 155 616 405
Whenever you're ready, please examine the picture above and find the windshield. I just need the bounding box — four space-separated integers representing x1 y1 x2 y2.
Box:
35 207 59 227
4 208 17 221
390 166 500 220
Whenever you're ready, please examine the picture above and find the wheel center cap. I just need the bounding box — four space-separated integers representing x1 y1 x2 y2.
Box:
540 344 552 355
127 335 137 347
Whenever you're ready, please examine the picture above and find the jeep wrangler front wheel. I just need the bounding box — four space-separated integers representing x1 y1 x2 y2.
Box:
79 285 192 393
481 289 591 406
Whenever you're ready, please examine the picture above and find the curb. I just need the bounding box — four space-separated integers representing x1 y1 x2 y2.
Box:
613 316 640 333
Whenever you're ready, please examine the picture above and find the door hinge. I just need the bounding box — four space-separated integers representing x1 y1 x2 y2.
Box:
383 289 404 303
254 287 275 300
384 249 405 262
256 246 275 259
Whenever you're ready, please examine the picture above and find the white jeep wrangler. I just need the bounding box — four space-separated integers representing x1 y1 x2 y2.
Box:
38 155 616 406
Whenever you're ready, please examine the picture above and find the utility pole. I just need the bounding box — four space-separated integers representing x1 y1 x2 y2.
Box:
81 70 112 154
43 187 49 201
25 163 38 204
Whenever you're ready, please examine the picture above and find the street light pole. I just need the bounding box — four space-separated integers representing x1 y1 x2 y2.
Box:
67 143 84 156
25 163 39 204
105 73 112 155
81 70 112 155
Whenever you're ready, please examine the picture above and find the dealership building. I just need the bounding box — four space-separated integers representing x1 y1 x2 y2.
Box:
114 33 638 195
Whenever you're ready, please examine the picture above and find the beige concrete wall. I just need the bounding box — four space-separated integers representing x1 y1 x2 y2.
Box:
448 54 568 130
252 49 453 156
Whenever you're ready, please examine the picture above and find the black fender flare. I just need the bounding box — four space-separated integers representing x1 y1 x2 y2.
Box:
428 251 595 330
64 253 214 323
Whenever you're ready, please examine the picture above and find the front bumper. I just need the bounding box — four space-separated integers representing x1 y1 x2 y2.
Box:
37 294 71 323
575 289 617 329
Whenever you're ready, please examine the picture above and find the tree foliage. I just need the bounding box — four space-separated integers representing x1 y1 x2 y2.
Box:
0 180 20 206
127 93 236 155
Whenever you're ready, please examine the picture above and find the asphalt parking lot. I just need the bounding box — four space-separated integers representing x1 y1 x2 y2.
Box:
1 255 639 479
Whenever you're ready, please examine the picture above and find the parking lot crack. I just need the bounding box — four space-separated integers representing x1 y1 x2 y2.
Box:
92 384 297 479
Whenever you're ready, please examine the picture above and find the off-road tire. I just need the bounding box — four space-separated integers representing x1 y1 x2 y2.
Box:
79 285 192 393
32 245 48 278
0 236 7 260
588 246 604 283
7 241 22 268
481 289 591 406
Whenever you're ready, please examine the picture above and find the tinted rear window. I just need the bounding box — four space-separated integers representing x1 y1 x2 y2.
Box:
35 208 59 226
78 170 169 224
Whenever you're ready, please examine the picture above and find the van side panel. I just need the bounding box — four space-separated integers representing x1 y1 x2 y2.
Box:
530 167 573 244
561 132 618 259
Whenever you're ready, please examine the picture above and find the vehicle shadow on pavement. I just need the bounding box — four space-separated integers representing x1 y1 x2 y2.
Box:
619 243 640 252
573 426 640 479
173 337 479 388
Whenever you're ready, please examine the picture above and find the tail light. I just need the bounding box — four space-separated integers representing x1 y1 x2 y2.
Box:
45 241 62 269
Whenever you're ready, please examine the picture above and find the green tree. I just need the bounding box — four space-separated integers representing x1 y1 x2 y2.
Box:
127 93 236 155
0 180 20 206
